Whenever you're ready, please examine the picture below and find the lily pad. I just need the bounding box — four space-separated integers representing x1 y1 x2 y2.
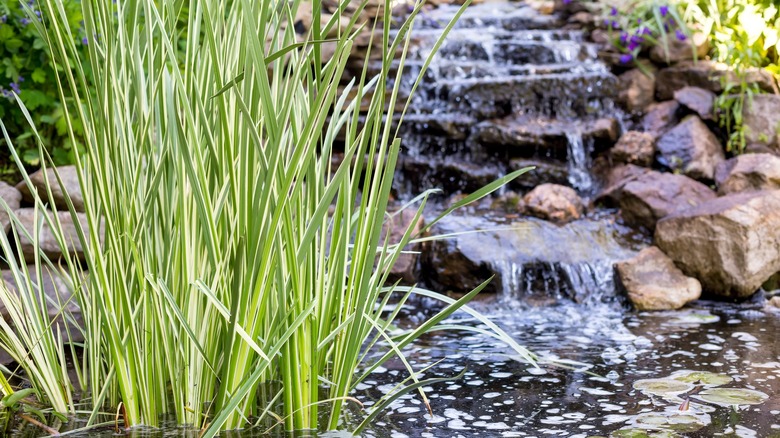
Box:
670 370 731 387
695 388 769 406
634 413 706 433
670 312 719 325
611 428 679 438
633 379 694 397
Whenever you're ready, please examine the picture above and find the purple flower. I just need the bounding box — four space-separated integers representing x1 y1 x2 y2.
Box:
563 0 572 4
676 29 686 41
20 17 30 26
630 35 644 45
642 27 652 36
660 5 669 17
82 36 88 45
619 32 628 45
610 7 618 16
17 76 23 82
0 15 6 23
9 82 20 94
619 54 634 64
628 41 639 51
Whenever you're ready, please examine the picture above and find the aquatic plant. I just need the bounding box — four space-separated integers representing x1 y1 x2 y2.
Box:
0 0 535 435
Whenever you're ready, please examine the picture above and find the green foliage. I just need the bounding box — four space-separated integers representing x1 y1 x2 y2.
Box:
681 0 780 152
0 0 87 165
0 0 534 435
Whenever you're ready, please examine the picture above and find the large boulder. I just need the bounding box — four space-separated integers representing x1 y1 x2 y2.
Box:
0 182 22 232
617 68 656 113
655 190 780 298
642 100 680 137
610 131 655 167
619 171 716 230
616 246 701 310
742 94 780 152
656 116 725 180
14 209 96 261
523 183 583 224
15 166 85 212
656 61 776 101
674 86 716 121
714 153 780 195
423 213 640 300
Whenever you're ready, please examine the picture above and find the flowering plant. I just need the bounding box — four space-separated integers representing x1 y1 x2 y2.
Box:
0 0 88 166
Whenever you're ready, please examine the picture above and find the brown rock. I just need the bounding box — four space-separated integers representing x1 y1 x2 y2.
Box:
616 246 701 310
385 209 424 284
15 166 84 213
655 190 780 298
619 171 716 230
611 131 655 166
523 184 583 223
649 32 709 65
742 94 780 152
618 68 656 113
642 100 680 137
714 153 780 195
656 116 725 180
674 86 716 120
767 296 780 310
656 61 776 101
595 164 651 205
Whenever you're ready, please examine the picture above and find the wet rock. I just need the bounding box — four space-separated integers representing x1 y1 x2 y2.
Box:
655 190 780 298
509 158 569 189
14 209 96 261
490 191 525 214
656 61 776 101
590 117 620 145
402 113 475 140
767 296 780 310
523 183 583 223
616 246 701 310
15 166 85 213
655 116 725 181
385 209 425 284
611 131 655 167
619 171 716 230
714 153 780 195
649 33 709 65
400 157 502 195
674 86 716 120
742 94 780 152
641 100 680 137
0 268 84 346
617 68 656 113
423 213 640 298
595 164 651 205
0 182 21 232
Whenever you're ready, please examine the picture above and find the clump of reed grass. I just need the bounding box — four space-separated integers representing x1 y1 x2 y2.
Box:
0 0 534 435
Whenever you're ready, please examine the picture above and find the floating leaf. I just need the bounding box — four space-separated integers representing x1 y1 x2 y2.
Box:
634 413 707 433
633 379 694 396
670 370 731 387
695 388 769 406
611 427 680 437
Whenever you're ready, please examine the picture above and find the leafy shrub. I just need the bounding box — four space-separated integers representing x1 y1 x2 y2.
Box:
0 0 87 166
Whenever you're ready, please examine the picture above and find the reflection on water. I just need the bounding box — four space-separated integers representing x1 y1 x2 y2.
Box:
349 300 780 437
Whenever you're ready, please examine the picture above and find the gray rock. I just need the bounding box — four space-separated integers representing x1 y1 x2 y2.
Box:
611 131 655 166
509 158 569 189
14 209 95 261
616 246 701 310
742 94 780 152
655 190 780 298
423 213 640 299
523 183 583 223
15 166 85 212
642 100 680 137
656 116 725 180
619 171 716 230
656 61 776 101
0 267 84 363
714 153 780 195
618 68 656 113
0 182 22 232
674 86 716 120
